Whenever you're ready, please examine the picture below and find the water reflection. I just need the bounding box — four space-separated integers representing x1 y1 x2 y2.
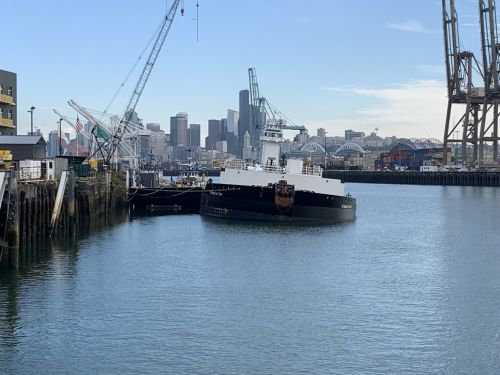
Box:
0 209 129 355
1 186 499 374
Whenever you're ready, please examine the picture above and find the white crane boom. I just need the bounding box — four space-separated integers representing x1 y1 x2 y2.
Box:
53 109 93 144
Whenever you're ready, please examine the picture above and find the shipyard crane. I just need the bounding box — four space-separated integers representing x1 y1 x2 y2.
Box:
442 0 485 166
248 67 307 148
53 109 94 146
106 0 183 165
479 0 500 164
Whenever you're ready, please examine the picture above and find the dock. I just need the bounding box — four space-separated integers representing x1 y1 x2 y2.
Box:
0 170 127 270
323 170 500 187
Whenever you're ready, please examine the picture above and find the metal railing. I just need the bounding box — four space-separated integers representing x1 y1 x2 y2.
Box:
0 93 14 105
18 166 55 181
302 165 322 176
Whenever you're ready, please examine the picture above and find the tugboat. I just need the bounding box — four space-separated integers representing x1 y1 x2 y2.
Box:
200 121 356 222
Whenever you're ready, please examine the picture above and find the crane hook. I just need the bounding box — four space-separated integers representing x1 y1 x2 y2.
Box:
181 8 184 16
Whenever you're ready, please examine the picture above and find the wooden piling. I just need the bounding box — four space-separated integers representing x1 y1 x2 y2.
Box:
6 172 19 270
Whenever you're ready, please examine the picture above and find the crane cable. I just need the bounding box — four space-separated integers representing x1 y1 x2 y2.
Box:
100 19 165 121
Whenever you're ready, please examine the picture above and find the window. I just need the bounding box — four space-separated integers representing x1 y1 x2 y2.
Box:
0 84 3 94
7 87 12 96
8 109 13 119
0 107 3 117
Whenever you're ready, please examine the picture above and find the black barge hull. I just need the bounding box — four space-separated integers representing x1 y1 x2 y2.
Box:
129 187 203 214
200 183 356 223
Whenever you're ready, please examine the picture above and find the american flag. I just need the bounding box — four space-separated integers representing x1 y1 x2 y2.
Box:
75 116 83 133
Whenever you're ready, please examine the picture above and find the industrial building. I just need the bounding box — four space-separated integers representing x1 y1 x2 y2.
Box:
0 69 17 135
0 135 47 160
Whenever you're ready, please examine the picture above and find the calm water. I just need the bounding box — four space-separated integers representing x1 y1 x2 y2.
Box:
1 183 500 374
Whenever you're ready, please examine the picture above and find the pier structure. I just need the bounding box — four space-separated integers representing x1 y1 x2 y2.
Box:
442 0 500 168
324 170 500 187
0 169 127 270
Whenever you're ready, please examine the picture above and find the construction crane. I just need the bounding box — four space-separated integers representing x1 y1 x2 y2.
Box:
63 1 183 167
106 0 182 165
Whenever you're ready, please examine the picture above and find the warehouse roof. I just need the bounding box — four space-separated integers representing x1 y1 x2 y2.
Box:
0 135 46 145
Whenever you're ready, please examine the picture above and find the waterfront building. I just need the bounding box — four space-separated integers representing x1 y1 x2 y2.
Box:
0 135 46 160
378 138 448 170
0 69 17 135
170 112 188 147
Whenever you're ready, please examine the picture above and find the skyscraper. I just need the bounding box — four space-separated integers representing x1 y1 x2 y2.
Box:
124 109 144 131
238 90 251 149
146 123 161 132
227 109 239 138
170 112 188 146
205 119 222 150
188 124 200 148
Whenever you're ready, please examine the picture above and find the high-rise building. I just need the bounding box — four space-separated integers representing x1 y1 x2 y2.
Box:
0 69 17 135
170 112 188 146
124 109 144 131
216 140 227 154
188 124 200 149
238 90 251 149
242 131 254 162
220 118 228 134
227 109 239 137
317 128 326 138
345 129 365 141
205 119 222 150
146 123 161 132
48 130 59 157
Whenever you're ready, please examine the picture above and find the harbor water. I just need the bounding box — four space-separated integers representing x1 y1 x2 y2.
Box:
1 183 499 374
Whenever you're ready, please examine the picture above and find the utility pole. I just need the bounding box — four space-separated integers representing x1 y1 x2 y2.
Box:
58 118 63 156
28 106 35 136
28 106 35 158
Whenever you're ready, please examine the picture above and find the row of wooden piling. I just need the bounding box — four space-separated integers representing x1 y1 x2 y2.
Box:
0 171 128 270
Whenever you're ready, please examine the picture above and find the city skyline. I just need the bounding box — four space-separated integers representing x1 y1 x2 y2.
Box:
1 1 483 141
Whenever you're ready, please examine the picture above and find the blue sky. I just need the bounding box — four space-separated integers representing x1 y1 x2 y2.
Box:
2 0 483 141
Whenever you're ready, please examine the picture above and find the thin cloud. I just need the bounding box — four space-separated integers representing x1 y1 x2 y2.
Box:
320 80 448 138
386 20 433 33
